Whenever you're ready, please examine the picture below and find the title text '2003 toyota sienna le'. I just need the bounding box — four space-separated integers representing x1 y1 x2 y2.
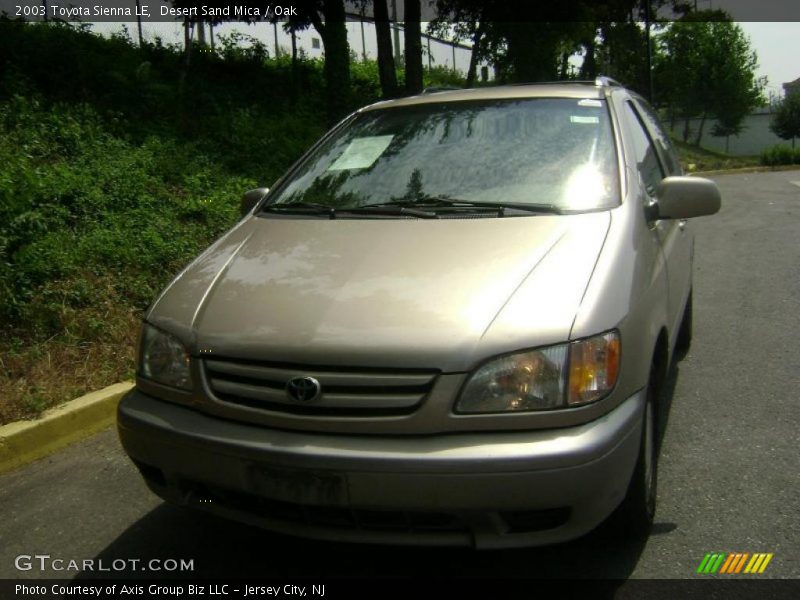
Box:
118 77 720 549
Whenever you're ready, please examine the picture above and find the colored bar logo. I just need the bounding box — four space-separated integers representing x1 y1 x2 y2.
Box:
697 552 773 574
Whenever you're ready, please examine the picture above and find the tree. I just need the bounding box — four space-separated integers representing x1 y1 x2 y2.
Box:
429 1 498 88
291 0 352 124
403 0 424 94
656 11 764 146
432 0 658 87
172 0 353 124
373 0 398 98
770 93 800 149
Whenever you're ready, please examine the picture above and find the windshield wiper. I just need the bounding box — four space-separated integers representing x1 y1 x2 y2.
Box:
262 202 336 218
489 202 563 215
341 205 437 219
362 197 563 216
263 198 560 219
262 202 437 219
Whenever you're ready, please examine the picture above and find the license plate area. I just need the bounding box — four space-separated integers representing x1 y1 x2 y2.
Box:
248 465 348 506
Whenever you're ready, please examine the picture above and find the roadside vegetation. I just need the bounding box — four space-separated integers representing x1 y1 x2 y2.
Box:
0 20 463 423
672 140 759 172
760 145 800 166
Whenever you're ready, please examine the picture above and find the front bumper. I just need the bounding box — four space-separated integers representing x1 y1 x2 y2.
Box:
118 388 644 549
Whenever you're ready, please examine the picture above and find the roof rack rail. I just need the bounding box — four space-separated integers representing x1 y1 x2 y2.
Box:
421 86 462 94
505 78 626 88
595 75 623 88
511 80 595 86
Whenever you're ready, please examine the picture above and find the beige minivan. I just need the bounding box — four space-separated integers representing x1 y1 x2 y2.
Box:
118 78 720 548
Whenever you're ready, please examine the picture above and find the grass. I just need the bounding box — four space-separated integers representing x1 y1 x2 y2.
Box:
0 281 140 424
673 139 760 173
0 98 258 424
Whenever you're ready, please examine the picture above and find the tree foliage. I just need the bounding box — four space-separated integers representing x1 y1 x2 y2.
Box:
656 11 764 145
170 0 352 124
770 93 800 149
430 0 684 95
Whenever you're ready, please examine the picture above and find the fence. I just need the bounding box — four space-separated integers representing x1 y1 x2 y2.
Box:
668 108 785 156
87 18 492 81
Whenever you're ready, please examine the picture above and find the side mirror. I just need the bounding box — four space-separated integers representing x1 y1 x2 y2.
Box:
652 176 721 220
240 187 269 216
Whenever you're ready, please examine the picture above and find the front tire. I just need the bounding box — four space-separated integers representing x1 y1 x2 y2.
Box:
614 373 658 537
675 290 693 355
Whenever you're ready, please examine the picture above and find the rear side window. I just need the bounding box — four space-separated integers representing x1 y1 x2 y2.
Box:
634 100 682 175
622 101 664 197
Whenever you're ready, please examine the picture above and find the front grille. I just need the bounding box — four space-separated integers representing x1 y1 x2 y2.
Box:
203 358 438 416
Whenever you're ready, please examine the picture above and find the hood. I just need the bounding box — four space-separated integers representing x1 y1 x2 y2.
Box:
149 212 610 372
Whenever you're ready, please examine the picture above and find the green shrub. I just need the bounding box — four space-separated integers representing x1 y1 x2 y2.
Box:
424 65 467 89
760 144 800 166
0 96 258 334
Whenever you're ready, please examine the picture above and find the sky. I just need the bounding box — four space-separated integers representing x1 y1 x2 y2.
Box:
737 23 800 101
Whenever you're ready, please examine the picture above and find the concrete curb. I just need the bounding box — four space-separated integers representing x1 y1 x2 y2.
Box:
0 381 133 475
693 165 800 177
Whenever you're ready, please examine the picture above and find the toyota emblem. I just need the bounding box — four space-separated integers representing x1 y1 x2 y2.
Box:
285 376 322 402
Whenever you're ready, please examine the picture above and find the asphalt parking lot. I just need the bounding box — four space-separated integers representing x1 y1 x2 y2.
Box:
1 169 798 585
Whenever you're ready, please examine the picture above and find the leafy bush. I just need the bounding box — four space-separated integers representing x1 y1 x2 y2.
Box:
424 65 467 89
760 145 800 166
0 96 258 335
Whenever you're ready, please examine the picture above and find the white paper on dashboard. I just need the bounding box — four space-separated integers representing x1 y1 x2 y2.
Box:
328 135 394 170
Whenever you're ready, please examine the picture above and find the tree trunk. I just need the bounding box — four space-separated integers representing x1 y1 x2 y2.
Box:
374 0 397 99
179 19 193 133
579 34 597 79
694 112 706 147
465 21 485 89
197 21 206 47
683 117 691 144
313 0 351 124
183 19 191 53
559 49 570 79
501 22 560 83
135 0 143 46
403 0 423 95
290 26 298 101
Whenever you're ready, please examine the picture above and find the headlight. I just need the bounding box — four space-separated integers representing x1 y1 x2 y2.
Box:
456 331 620 413
138 323 193 391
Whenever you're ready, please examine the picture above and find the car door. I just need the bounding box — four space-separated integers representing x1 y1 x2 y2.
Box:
621 99 692 342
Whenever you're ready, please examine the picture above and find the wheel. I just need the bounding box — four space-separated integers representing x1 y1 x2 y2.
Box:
675 289 693 354
614 372 658 537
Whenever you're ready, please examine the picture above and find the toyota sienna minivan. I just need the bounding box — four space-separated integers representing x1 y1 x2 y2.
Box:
118 78 721 548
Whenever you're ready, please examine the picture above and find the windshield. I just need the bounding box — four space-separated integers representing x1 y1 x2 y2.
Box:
266 98 620 213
